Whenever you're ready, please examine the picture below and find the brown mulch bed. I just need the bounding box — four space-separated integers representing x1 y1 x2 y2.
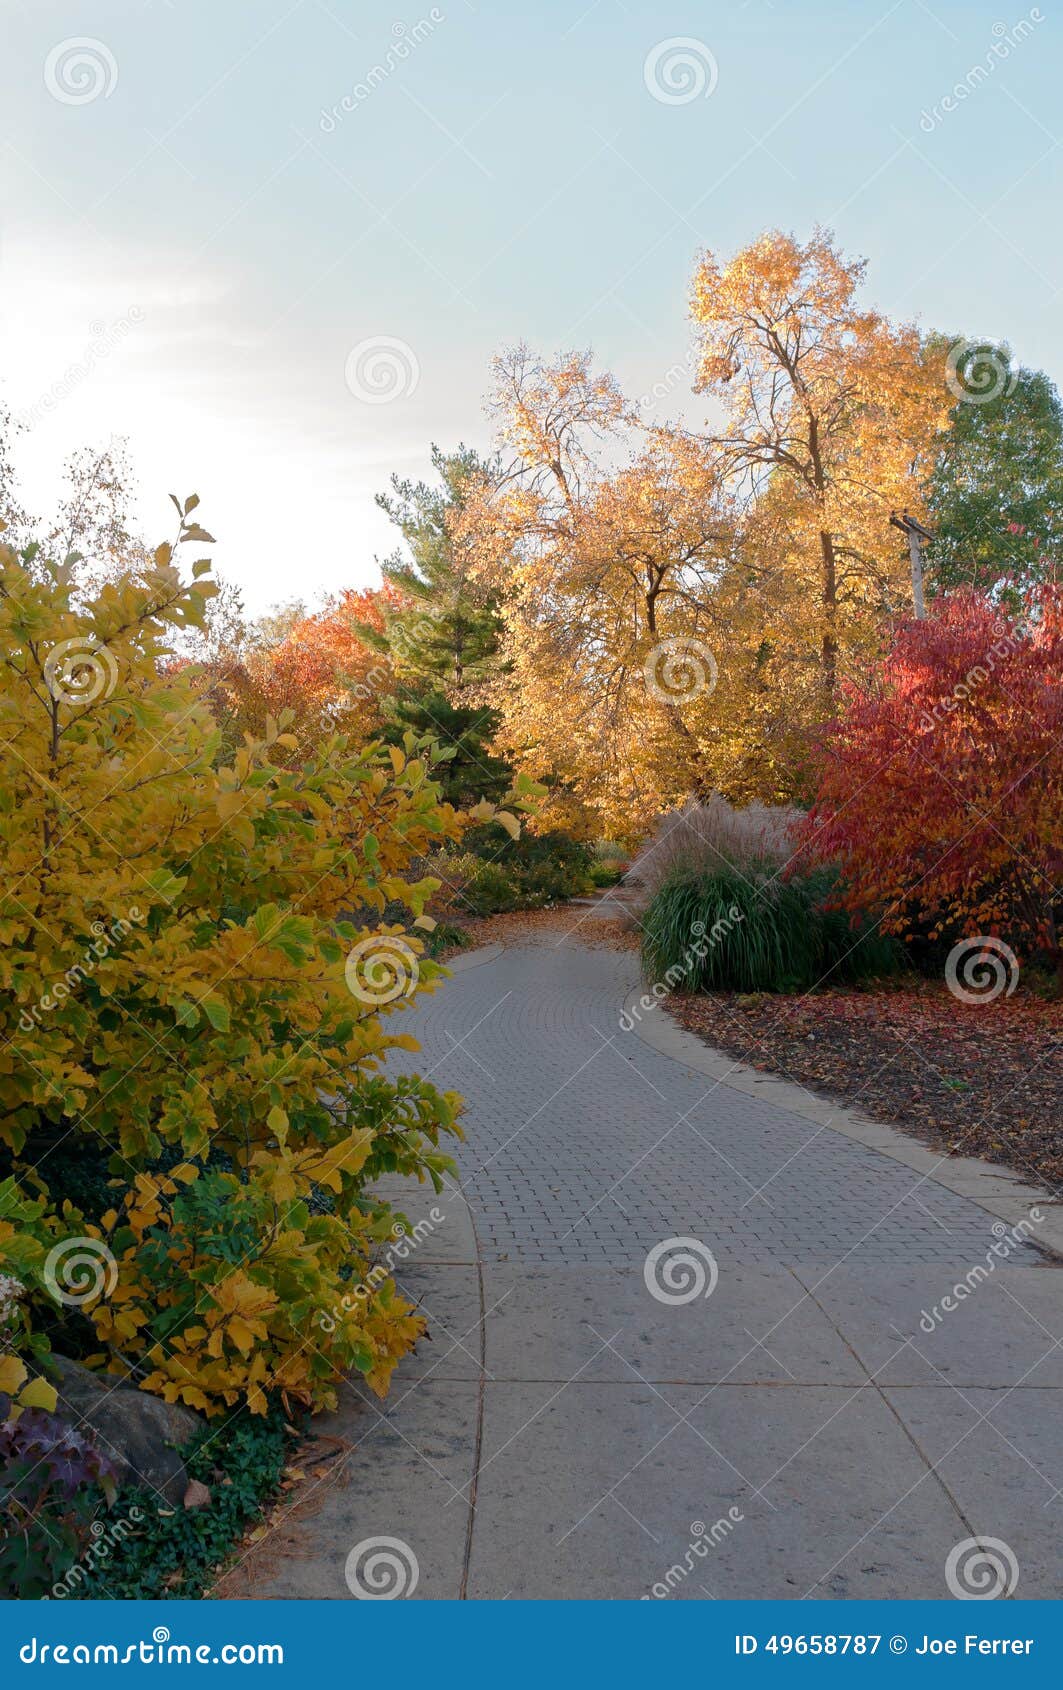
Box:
667 985 1063 1195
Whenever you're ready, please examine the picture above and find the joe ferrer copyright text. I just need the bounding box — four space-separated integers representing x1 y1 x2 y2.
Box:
733 1635 1034 1657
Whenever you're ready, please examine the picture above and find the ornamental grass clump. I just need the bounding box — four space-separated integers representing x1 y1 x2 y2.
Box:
641 864 901 995
628 794 802 900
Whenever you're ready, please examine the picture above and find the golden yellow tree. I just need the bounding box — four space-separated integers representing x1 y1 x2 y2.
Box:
690 229 949 702
463 348 737 830
455 236 950 829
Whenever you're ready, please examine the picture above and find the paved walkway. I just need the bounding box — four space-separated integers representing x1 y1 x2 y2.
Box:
231 936 1063 1602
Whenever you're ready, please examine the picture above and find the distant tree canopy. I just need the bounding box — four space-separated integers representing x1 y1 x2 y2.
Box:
925 340 1063 595
4 232 1060 841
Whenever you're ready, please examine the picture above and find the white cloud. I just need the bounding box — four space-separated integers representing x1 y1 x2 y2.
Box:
0 223 406 611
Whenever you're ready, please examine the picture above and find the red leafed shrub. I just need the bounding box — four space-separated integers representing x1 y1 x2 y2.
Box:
805 586 1063 969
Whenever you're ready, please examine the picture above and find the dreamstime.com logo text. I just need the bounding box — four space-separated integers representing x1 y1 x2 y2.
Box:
326 598 450 707
18 908 143 1033
917 616 1031 733
642 1510 744 1597
17 310 144 429
621 909 743 1031
318 1208 444 1332
918 1211 1044 1334
45 1507 144 1599
345 603 448 700
637 342 698 415
19 1628 283 1665
919 12 1044 132
320 13 445 130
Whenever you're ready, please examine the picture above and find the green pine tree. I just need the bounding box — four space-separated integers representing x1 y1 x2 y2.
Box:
384 689 512 810
364 444 504 688
359 446 513 807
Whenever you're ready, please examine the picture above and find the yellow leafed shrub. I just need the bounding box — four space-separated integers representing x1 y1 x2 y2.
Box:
0 506 484 1415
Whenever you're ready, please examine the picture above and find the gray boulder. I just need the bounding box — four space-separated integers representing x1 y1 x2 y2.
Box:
47 1355 203 1505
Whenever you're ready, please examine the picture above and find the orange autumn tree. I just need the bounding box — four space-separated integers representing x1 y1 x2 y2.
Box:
195 584 407 754
806 586 1063 972
252 584 406 740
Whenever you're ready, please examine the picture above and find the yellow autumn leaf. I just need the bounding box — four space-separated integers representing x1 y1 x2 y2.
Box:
0 1354 28 1395
18 1375 58 1412
225 1316 261 1354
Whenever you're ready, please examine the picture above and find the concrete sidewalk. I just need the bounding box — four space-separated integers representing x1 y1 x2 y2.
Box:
223 938 1062 1601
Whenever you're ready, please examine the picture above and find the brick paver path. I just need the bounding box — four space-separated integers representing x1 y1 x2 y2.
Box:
424 938 1032 1268
229 935 1063 1603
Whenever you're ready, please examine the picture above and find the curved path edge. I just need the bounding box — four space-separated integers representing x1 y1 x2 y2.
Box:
622 984 1063 1256
443 942 505 974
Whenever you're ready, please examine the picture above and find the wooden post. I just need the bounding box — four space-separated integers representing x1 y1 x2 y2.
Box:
907 525 926 620
890 512 931 620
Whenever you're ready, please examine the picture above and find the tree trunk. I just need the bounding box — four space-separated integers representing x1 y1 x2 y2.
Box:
819 528 838 701
807 416 837 703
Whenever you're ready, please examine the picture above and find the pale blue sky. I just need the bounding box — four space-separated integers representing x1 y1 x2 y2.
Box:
4 0 1060 611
